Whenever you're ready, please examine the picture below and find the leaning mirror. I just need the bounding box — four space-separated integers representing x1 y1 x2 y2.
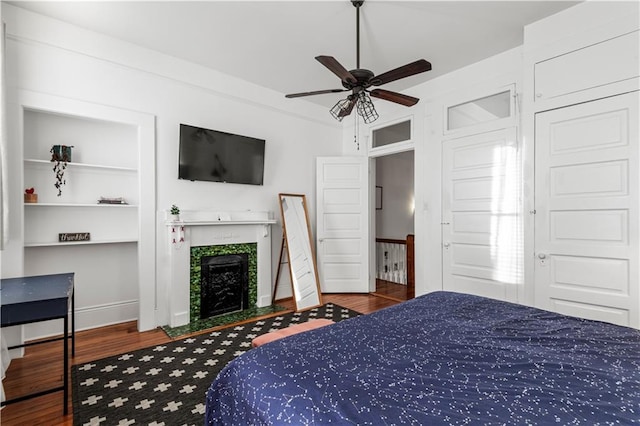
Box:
278 193 323 311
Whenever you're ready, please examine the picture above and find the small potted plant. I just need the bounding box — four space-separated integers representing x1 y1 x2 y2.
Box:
50 145 73 197
170 204 180 221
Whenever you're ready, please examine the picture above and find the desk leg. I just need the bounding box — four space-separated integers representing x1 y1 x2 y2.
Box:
64 313 69 415
72 289 75 357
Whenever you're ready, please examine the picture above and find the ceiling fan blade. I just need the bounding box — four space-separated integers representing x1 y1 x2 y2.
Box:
316 56 357 84
285 88 348 98
370 89 419 106
371 59 432 86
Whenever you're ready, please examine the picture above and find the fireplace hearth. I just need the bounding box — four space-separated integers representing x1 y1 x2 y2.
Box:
200 253 249 319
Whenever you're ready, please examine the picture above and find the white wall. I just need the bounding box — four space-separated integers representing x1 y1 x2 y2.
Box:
1 4 342 332
375 151 414 239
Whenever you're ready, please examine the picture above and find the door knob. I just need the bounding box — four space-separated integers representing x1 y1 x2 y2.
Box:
443 243 450 248
538 253 547 259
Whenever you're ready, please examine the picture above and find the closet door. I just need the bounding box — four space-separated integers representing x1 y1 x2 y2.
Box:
534 91 639 328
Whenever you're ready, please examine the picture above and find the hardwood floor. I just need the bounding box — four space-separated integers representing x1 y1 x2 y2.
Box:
0 294 399 425
372 279 410 302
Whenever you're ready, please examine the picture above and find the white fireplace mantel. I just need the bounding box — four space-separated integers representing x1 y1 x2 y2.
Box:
166 210 276 327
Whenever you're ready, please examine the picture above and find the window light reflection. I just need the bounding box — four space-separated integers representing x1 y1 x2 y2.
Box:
489 142 523 286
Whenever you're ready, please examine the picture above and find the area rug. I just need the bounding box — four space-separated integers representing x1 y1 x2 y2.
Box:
72 303 360 426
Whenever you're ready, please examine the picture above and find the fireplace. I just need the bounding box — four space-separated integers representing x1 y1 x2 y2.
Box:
200 253 249 319
165 210 275 328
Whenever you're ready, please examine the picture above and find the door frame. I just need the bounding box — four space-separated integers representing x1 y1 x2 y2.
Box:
366 115 417 295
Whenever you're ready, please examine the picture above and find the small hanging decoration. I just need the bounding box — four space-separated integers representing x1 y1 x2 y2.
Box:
171 225 185 248
50 145 73 197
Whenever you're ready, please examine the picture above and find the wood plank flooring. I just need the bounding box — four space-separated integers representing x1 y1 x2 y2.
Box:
372 280 410 302
1 294 399 426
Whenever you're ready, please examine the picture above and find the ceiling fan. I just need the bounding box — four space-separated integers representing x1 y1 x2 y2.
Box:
285 0 432 124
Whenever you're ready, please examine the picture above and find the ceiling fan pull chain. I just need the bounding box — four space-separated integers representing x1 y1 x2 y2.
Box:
354 113 360 150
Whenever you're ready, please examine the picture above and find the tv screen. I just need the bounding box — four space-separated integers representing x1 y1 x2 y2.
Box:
178 124 265 185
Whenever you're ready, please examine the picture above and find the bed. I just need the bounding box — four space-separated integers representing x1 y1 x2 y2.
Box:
205 291 640 425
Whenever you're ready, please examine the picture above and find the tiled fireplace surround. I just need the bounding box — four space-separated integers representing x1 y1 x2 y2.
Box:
166 211 276 328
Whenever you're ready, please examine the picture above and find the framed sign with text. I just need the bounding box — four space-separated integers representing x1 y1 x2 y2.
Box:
59 232 91 243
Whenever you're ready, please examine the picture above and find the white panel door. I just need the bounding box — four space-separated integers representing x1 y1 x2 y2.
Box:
316 157 369 293
442 128 522 302
535 92 639 328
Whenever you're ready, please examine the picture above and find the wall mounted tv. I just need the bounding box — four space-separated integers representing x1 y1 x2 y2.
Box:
178 124 265 185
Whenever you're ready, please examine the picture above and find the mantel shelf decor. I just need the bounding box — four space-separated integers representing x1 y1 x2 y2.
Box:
170 204 180 222
170 224 185 247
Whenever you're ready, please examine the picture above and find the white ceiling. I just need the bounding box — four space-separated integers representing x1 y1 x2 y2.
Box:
8 1 580 107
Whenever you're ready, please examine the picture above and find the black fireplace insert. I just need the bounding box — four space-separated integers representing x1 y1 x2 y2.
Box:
200 253 249 319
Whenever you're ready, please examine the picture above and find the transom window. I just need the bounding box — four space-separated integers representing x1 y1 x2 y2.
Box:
372 120 411 148
447 90 511 131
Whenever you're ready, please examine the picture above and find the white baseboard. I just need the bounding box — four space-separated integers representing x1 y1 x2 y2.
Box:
23 299 139 342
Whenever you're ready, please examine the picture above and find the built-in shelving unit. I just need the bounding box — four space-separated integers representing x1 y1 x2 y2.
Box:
17 90 157 333
23 108 140 247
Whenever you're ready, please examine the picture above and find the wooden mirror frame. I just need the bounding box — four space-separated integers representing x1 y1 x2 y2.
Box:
278 193 323 311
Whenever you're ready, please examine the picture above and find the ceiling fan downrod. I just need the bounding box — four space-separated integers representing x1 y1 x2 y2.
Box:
352 0 363 69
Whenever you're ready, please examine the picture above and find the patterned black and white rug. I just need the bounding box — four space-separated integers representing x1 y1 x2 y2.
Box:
72 304 360 426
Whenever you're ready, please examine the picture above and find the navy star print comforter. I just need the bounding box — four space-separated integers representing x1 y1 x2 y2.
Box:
205 291 640 425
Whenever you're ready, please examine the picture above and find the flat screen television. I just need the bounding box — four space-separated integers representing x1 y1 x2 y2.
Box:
178 124 265 185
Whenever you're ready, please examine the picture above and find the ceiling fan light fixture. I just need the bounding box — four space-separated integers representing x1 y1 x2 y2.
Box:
330 97 353 122
286 0 430 124
356 92 378 124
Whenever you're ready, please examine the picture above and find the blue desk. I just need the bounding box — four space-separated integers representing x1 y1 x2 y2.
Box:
0 273 75 414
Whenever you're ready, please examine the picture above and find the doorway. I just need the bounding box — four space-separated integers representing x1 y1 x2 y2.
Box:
372 150 415 302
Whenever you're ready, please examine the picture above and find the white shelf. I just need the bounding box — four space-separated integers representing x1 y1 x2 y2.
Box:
25 203 137 208
24 239 138 247
24 158 137 172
